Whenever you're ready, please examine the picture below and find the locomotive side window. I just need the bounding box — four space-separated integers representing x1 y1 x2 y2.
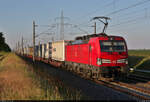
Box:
100 40 126 52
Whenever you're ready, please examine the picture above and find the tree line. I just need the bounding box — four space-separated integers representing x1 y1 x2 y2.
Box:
0 32 11 52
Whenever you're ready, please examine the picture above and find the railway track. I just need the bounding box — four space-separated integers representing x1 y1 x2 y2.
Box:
78 73 150 100
97 75 150 100
95 79 150 100
47 63 150 100
128 74 150 83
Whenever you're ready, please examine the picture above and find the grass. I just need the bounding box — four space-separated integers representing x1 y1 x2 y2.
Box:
30 59 88 100
128 49 150 57
128 50 150 69
0 52 87 100
27 63 87 100
128 49 150 76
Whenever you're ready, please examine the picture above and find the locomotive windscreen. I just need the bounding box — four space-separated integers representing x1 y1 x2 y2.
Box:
100 40 126 52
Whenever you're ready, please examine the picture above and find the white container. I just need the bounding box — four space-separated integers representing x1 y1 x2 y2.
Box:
52 40 69 61
38 44 42 58
45 42 52 59
26 47 29 55
35 46 39 57
42 44 46 58
28 47 33 56
23 47 27 54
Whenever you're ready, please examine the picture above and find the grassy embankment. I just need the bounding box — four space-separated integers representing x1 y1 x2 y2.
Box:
0 52 86 100
128 50 150 76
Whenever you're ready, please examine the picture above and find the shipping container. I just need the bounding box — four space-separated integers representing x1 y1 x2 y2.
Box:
45 42 52 59
28 47 33 56
35 46 39 57
52 40 69 61
23 47 27 55
38 44 42 58
26 47 29 55
42 44 46 58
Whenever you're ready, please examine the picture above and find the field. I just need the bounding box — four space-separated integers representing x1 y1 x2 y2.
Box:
0 52 86 100
128 50 150 70
128 49 150 77
128 50 150 57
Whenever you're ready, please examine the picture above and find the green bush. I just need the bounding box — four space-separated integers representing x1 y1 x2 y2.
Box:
0 32 11 52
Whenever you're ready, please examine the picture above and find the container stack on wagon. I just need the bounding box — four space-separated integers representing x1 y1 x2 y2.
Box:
45 42 52 59
52 40 69 61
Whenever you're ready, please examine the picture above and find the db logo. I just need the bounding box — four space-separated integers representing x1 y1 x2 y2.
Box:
112 60 116 63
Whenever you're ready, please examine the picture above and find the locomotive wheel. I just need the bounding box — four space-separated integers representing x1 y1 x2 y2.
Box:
85 70 92 79
92 73 98 79
98 73 103 80
81 69 86 77
76 67 81 74
66 65 70 71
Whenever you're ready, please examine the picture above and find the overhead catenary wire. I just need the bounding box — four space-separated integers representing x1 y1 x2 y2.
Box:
106 0 150 16
112 7 150 22
68 0 115 32
78 0 150 35
109 16 145 28
108 15 150 33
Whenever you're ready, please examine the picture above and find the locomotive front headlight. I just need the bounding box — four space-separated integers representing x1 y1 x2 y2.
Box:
125 58 128 64
97 58 102 65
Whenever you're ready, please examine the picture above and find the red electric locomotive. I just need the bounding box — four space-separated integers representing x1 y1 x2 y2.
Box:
65 33 129 78
64 17 129 79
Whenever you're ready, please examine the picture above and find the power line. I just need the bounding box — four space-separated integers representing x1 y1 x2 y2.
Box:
108 15 150 33
69 0 115 31
35 24 56 38
71 0 114 23
113 7 150 21
106 0 150 16
109 16 145 28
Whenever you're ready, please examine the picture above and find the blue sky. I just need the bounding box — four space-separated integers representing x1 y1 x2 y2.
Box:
0 0 150 49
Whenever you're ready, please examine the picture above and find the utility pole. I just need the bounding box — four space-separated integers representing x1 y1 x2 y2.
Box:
55 10 69 40
18 41 20 54
21 36 24 55
16 43 17 53
91 22 96 34
60 10 64 40
94 22 96 34
38 41 40 58
33 21 36 62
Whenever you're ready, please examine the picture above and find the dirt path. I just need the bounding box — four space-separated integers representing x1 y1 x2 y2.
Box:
0 53 45 100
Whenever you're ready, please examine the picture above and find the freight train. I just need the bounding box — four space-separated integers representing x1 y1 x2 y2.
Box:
18 33 129 80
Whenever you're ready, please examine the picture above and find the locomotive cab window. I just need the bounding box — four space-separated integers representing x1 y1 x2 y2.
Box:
100 40 126 52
